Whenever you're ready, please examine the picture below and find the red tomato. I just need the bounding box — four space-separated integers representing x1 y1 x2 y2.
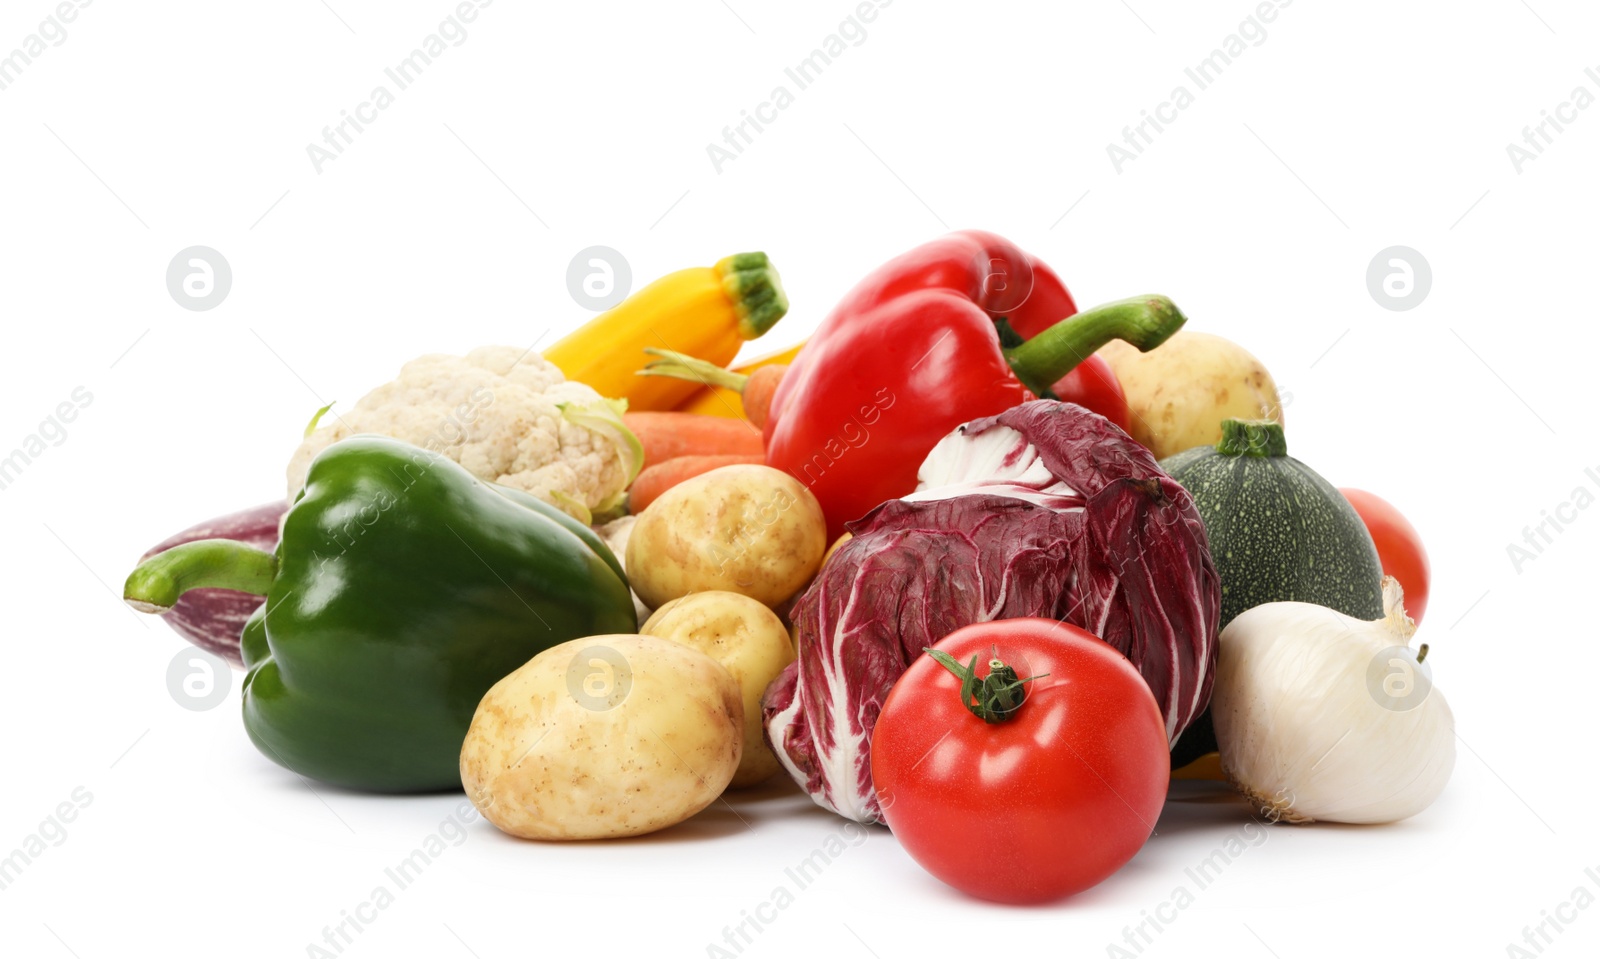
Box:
871 618 1169 904
1341 488 1432 624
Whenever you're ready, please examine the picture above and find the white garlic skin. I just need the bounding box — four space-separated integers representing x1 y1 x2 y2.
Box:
1213 580 1455 825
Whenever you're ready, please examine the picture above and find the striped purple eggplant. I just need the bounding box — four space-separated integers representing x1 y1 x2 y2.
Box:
139 501 286 667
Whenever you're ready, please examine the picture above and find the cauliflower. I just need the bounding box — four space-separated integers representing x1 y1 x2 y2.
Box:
287 346 641 520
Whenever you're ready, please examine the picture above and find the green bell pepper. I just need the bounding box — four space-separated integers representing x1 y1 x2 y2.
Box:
124 435 637 792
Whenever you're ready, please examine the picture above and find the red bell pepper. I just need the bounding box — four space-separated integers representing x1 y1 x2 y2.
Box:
763 230 1184 539
1054 356 1129 431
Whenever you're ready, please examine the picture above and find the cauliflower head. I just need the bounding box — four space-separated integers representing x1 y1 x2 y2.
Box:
287 345 640 520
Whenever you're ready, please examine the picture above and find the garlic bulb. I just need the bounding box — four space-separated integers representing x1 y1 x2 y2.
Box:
1213 578 1454 824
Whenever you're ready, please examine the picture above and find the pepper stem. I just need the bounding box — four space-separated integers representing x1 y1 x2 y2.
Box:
1217 418 1288 458
637 348 750 392
923 647 1048 724
1003 295 1186 396
1416 643 1430 664
124 539 278 614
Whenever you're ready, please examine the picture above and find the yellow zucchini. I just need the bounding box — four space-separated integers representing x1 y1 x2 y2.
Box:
544 252 787 411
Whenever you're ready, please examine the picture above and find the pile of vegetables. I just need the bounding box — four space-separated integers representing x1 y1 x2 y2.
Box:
123 231 1450 904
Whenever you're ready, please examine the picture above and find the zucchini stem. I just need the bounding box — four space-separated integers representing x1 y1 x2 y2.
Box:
1217 418 1288 458
715 252 789 339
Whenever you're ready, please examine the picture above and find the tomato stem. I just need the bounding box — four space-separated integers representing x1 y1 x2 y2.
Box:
923 647 1048 724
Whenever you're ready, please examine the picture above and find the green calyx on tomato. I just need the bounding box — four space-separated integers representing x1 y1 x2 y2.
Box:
924 647 1048 724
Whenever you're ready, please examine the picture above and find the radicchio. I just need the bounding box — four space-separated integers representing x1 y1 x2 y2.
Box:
762 400 1220 822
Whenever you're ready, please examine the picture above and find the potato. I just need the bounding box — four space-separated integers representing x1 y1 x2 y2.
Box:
641 592 795 788
627 464 826 609
460 634 742 840
1099 331 1283 459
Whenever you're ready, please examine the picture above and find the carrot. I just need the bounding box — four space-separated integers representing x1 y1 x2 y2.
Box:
637 348 789 428
669 343 803 420
736 364 786 429
628 454 765 513
623 411 764 467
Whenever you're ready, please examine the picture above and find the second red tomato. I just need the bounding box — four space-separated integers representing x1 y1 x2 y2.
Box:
1341 488 1431 624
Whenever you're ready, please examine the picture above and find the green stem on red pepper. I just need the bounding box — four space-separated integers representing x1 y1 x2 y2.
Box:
124 538 277 613
924 647 1048 724
1002 294 1186 398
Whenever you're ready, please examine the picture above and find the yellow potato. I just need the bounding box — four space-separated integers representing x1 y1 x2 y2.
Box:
641 592 795 788
460 634 741 840
627 464 826 609
1099 331 1283 459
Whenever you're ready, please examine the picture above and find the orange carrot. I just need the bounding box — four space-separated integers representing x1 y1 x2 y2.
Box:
628 454 765 513
623 411 764 467
735 364 786 429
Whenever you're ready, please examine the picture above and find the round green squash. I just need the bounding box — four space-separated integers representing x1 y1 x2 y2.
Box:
1162 418 1384 766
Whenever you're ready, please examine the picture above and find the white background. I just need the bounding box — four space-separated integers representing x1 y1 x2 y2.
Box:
0 0 1593 956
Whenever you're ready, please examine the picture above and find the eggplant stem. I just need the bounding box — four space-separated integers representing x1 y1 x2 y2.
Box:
124 539 277 613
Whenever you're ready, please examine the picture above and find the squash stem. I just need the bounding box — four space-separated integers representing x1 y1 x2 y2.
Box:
1217 418 1288 458
716 252 789 339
